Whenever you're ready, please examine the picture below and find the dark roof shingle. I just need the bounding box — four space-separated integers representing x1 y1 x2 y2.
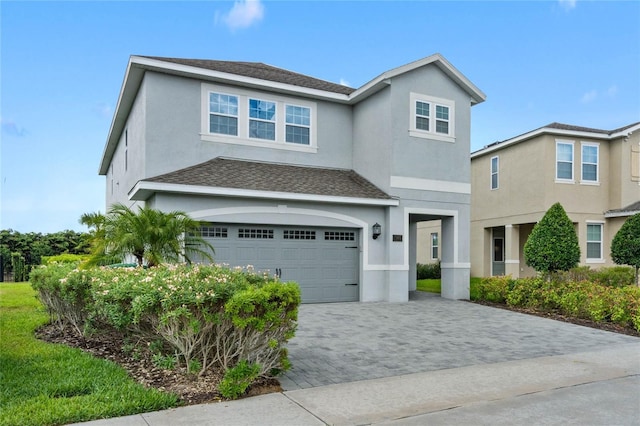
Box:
606 201 640 216
141 56 356 95
145 158 392 200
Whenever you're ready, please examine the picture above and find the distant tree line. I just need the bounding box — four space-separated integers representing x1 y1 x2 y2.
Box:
0 229 91 282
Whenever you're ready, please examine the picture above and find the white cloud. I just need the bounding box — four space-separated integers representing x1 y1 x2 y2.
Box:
339 78 351 87
581 90 597 103
558 0 577 11
217 0 264 31
606 85 618 97
1 117 27 137
92 102 113 119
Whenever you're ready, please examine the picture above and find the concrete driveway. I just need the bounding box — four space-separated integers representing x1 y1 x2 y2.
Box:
280 291 639 390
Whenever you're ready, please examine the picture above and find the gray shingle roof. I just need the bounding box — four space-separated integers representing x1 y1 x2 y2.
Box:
546 122 640 135
141 56 356 95
144 158 393 200
605 201 640 216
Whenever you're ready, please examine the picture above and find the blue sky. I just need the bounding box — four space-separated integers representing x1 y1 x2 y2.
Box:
2 0 639 234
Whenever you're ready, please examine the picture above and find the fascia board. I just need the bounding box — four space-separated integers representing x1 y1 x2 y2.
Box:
610 123 640 138
129 181 400 207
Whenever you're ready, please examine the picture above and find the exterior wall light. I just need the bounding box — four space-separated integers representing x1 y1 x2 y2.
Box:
372 222 382 240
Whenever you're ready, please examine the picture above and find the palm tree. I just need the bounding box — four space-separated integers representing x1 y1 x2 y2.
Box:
80 204 214 267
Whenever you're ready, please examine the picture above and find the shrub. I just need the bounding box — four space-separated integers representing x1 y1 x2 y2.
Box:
592 266 636 287
474 276 511 303
219 360 261 399
524 202 580 277
41 253 91 265
417 262 441 279
611 212 640 285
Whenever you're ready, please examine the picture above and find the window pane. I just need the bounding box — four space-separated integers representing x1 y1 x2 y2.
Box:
249 120 275 140
249 99 276 120
587 224 601 241
416 101 429 117
286 105 310 126
587 242 601 259
210 115 238 135
286 125 310 145
210 93 238 115
557 143 573 162
416 116 429 131
582 145 598 164
436 105 449 120
491 157 498 174
436 120 449 134
583 164 597 181
557 162 572 179
491 173 498 189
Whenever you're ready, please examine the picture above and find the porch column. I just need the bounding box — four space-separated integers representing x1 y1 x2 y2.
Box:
504 224 520 278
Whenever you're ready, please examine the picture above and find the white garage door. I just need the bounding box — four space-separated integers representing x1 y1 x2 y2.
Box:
200 224 360 303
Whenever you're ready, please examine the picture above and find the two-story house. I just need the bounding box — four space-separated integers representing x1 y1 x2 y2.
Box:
469 122 640 278
99 54 485 302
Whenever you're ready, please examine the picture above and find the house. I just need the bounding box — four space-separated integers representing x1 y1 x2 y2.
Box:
99 54 485 302
467 121 640 278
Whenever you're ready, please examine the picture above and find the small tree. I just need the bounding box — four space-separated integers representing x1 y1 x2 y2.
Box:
524 202 581 278
611 213 640 286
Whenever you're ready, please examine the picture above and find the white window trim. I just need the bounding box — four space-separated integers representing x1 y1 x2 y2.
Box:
409 93 456 143
555 139 575 184
585 220 605 263
490 156 499 190
201 83 318 153
580 141 600 185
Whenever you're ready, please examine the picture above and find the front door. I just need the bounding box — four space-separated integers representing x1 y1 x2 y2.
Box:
492 227 505 276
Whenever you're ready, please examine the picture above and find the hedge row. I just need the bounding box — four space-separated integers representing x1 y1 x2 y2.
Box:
474 275 640 332
30 263 301 398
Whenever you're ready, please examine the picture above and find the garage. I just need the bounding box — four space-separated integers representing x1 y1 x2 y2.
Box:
200 223 360 303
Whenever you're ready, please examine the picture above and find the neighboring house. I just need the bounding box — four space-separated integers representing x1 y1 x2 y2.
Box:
468 122 640 278
99 54 485 302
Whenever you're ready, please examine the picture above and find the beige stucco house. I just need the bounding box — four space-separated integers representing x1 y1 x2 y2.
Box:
468 121 640 278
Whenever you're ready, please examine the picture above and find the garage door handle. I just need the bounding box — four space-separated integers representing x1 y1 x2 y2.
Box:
345 246 358 249
345 283 358 286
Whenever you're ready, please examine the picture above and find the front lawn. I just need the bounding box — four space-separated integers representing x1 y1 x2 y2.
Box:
0 283 179 426
416 277 482 299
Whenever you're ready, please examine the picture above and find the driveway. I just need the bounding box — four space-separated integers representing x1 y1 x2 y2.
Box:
280 291 639 390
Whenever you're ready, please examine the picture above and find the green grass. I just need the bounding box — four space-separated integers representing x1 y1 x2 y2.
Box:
0 283 179 426
416 277 482 299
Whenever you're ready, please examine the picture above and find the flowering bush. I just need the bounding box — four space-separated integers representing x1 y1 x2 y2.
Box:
30 263 301 397
474 276 640 332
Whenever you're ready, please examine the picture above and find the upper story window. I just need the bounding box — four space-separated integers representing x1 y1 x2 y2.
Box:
202 83 317 153
556 140 574 182
409 93 455 143
581 142 599 184
286 105 311 145
249 99 276 140
209 93 239 136
491 156 499 190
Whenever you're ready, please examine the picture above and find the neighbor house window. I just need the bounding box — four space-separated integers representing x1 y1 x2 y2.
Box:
556 141 574 181
586 223 603 260
249 99 276 140
285 105 311 145
581 143 599 183
431 233 439 260
209 93 238 136
409 93 455 142
491 156 499 190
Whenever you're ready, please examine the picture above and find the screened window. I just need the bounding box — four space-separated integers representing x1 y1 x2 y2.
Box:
586 223 603 260
581 143 599 183
431 233 439 260
249 99 276 140
209 93 238 136
556 142 574 181
285 105 311 145
491 156 499 190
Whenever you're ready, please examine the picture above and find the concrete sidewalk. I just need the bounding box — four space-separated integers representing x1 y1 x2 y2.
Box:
77 342 640 426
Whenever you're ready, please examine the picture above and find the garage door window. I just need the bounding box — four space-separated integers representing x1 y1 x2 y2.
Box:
324 231 355 241
284 230 316 240
200 226 228 238
238 228 274 239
